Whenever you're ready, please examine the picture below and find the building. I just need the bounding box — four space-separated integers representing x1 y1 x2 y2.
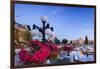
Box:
72 37 84 47
15 23 32 48
77 37 84 46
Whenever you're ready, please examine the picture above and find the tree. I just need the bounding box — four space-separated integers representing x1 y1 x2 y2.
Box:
62 39 68 44
24 30 32 44
70 40 72 44
84 35 89 45
54 37 60 45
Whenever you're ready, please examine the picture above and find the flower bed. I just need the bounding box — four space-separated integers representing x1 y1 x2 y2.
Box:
18 40 59 65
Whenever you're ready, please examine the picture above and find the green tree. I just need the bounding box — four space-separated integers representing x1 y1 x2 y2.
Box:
62 39 68 44
70 40 72 44
24 30 32 42
84 35 89 45
54 37 60 45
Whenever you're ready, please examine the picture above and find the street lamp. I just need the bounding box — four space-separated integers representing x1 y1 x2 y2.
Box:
26 16 54 43
40 16 48 23
34 16 54 43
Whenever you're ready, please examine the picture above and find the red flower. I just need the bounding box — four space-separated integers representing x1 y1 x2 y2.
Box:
18 39 60 64
40 46 51 58
33 39 42 46
31 51 47 64
29 39 42 47
51 44 58 51
19 48 31 63
31 51 40 64
63 45 73 51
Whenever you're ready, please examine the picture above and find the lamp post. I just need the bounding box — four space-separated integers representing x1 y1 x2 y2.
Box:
41 16 47 43
32 16 54 43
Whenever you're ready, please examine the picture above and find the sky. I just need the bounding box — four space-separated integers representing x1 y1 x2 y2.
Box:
15 3 95 41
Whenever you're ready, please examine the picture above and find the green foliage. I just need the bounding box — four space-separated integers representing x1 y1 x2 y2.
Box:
70 40 72 44
58 47 63 53
62 39 68 44
25 30 32 42
54 37 60 45
84 35 89 45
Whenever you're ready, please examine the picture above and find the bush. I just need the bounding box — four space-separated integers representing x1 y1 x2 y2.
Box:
62 39 68 44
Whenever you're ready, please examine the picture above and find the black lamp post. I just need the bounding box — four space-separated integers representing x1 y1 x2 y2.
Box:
32 16 54 43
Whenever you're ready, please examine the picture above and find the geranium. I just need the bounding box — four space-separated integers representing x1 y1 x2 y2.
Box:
30 45 51 64
40 46 51 58
29 39 42 51
29 39 42 47
63 45 73 51
49 44 59 60
63 45 74 56
18 39 60 65
19 40 51 64
19 48 31 64
31 51 46 64
44 42 50 48
51 44 58 52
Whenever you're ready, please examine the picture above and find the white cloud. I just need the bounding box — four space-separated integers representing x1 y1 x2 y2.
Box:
51 8 64 15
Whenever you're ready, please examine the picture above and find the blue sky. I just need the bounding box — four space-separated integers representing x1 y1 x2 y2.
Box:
15 4 94 41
